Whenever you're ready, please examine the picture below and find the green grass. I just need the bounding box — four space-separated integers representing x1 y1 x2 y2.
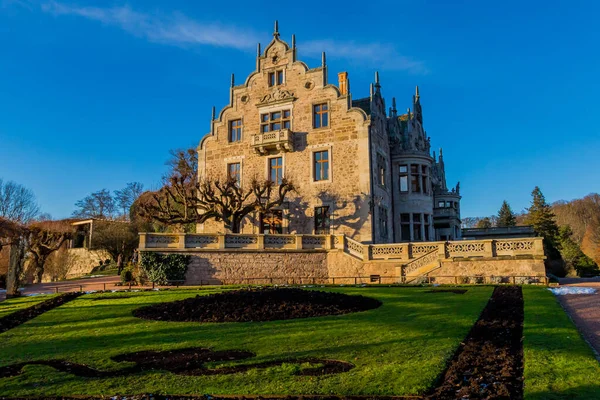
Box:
523 287 600 399
0 286 492 396
0 294 58 319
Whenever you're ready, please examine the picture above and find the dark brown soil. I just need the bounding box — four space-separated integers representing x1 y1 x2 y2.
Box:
133 288 382 323
91 295 134 301
0 347 354 379
426 285 524 399
0 292 83 334
424 289 468 294
1 396 417 400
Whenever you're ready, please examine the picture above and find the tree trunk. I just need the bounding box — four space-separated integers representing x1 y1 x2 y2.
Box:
6 240 25 298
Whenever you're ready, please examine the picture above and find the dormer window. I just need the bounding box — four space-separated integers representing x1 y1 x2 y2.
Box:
268 70 284 87
261 110 291 133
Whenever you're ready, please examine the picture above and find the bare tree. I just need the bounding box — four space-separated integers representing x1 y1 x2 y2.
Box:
0 217 27 298
0 179 40 224
137 148 295 233
114 182 144 220
72 189 116 219
27 220 74 284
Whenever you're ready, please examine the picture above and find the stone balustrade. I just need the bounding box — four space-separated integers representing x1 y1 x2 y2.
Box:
140 233 545 261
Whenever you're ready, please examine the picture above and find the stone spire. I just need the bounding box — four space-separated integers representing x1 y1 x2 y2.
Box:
413 85 423 124
392 97 397 117
256 43 261 71
273 20 279 38
291 34 296 62
374 71 381 92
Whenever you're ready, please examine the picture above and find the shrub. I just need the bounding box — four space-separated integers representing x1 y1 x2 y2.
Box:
120 268 133 283
139 252 190 285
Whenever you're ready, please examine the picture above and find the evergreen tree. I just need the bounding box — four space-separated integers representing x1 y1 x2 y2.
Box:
524 187 562 270
497 200 517 227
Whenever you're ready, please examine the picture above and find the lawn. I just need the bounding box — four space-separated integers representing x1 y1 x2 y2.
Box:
0 286 492 396
523 287 600 399
0 294 58 319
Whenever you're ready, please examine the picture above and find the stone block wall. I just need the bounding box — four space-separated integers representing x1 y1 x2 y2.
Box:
185 250 329 284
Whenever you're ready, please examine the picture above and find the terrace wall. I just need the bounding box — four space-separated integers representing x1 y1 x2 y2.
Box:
140 233 547 284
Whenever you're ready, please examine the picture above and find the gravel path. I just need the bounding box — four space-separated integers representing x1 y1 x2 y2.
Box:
557 278 600 358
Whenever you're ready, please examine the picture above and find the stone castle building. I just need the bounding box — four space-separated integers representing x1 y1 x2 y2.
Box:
198 25 462 244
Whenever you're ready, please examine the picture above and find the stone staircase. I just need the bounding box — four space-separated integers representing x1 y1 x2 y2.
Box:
402 249 441 284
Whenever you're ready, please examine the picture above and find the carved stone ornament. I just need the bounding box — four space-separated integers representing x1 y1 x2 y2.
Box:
258 88 296 104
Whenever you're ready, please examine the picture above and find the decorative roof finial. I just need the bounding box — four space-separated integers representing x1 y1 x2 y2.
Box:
415 85 420 98
439 148 443 158
407 107 411 119
375 71 380 85
257 43 261 57
211 106 215 120
292 34 296 49
273 20 279 38
370 83 374 97
231 73 235 88
392 97 397 112
322 51 326 67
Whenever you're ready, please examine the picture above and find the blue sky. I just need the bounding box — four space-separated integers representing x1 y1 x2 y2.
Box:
0 0 598 219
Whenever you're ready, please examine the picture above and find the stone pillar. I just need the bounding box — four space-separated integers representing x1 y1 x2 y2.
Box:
257 235 265 250
295 235 303 250
218 235 226 249
178 233 186 249
483 240 494 258
138 233 147 250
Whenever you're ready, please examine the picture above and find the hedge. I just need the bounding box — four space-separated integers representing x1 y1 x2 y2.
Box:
139 252 190 285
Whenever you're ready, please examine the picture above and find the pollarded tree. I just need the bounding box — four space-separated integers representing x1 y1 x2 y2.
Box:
497 200 517 227
0 217 27 298
137 148 296 233
27 220 75 283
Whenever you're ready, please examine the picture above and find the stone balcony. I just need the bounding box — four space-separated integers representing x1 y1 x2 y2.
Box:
251 129 294 155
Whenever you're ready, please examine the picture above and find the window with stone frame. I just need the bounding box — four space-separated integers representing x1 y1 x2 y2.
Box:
314 206 331 234
412 213 422 241
260 110 291 133
313 150 329 181
227 162 241 186
268 70 284 87
399 165 408 193
421 165 429 194
378 206 388 239
260 210 283 234
424 214 430 241
377 154 386 187
269 157 283 185
313 103 329 129
229 119 242 142
400 213 410 241
411 165 421 193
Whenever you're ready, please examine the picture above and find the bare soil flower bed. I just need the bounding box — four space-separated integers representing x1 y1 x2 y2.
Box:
426 285 524 399
0 347 354 379
0 292 83 334
133 288 382 323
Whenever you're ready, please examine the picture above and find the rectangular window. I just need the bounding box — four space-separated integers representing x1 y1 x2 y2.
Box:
314 150 329 181
268 70 284 87
413 213 422 241
411 164 421 193
424 214 430 241
314 206 331 234
378 206 388 239
438 201 445 208
377 154 386 187
229 119 242 142
400 213 410 241
260 110 291 133
260 210 283 234
313 103 329 128
399 165 408 192
269 157 283 185
227 162 241 186
421 165 428 195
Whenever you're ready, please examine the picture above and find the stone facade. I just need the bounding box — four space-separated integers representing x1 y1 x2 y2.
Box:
197 25 461 244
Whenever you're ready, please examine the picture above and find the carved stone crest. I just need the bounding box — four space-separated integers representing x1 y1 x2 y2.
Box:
259 88 296 104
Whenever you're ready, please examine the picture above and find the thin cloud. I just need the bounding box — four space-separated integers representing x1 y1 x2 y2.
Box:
40 1 260 50
301 39 428 74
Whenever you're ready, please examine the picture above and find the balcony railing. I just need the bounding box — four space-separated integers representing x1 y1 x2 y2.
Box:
140 233 545 260
251 129 294 155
